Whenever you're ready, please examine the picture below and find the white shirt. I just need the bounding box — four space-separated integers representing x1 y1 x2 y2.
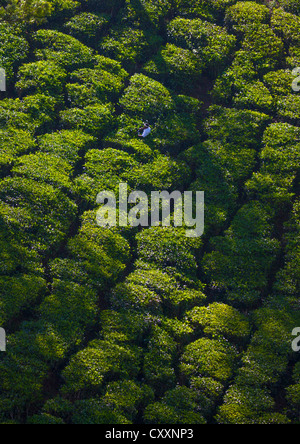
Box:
142 127 151 138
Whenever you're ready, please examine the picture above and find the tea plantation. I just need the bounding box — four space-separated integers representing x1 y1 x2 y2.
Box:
0 0 299 424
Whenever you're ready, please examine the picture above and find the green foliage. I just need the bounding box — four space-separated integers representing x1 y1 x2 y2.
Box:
190 377 224 417
0 0 79 28
101 380 154 422
0 0 299 425
112 280 164 315
0 177 77 253
37 280 98 357
0 274 46 324
142 43 204 92
117 0 173 30
246 123 300 208
83 0 124 14
68 379 154 424
76 147 138 200
75 145 190 204
218 305 300 424
203 105 270 185
99 309 150 345
64 12 110 45
180 338 239 383
61 340 141 395
137 227 201 280
16 61 67 97
60 103 114 137
0 22 28 84
0 129 36 172
94 54 130 80
42 396 74 422
38 130 96 167
118 76 201 151
225 2 270 31
12 153 73 191
111 261 206 317
65 218 131 291
160 317 194 343
271 7 300 45
16 216 131 365
33 29 95 70
277 94 300 123
216 385 275 424
273 199 300 304
0 95 59 134
0 226 43 278
143 326 177 394
203 202 281 307
4 0 81 25
0 0 53 25
167 17 236 75
287 47 300 70
186 302 251 343
233 80 275 113
181 143 238 233
71 399 131 424
0 327 52 417
100 26 162 71
48 0 80 20
211 50 257 105
27 414 65 424
119 73 174 120
144 386 206 424
241 24 284 73
172 0 213 20
204 105 269 150
263 69 294 97
275 0 300 13
245 313 297 376
286 381 300 419
67 57 128 106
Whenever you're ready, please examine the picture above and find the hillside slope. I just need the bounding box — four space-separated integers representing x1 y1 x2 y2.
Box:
0 0 299 424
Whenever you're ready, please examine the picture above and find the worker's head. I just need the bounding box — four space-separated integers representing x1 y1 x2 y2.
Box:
144 121 149 127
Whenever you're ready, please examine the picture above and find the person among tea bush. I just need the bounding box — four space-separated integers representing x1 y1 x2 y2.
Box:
138 121 151 138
